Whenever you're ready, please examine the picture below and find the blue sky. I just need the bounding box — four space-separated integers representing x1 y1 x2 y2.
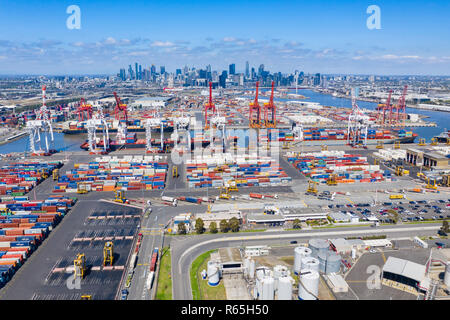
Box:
0 0 449 75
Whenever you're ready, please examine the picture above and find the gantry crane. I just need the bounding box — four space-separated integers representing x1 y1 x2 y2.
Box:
395 85 408 127
103 241 114 266
219 186 231 200
85 105 110 154
52 168 59 181
113 92 128 122
74 253 86 279
249 81 262 128
327 174 338 186
306 180 319 195
145 106 164 153
204 82 216 129
26 86 55 156
418 138 426 146
76 98 93 122
347 87 368 148
264 81 276 128
425 178 438 190
113 190 128 204
376 141 384 149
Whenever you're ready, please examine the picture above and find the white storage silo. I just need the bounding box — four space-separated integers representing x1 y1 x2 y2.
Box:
298 269 319 300
273 265 290 290
445 264 450 287
261 277 275 300
249 259 256 279
309 239 329 257
207 261 220 286
294 246 312 275
325 253 341 274
301 256 320 273
317 251 328 273
277 276 293 300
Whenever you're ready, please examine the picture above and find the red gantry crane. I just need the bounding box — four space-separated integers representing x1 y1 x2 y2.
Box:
113 92 128 122
396 85 408 127
204 82 216 129
249 81 262 128
264 81 276 128
76 98 93 122
378 89 392 125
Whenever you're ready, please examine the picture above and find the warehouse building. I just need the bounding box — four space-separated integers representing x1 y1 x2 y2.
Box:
193 211 242 228
218 247 243 274
406 147 449 169
381 256 428 292
131 96 172 109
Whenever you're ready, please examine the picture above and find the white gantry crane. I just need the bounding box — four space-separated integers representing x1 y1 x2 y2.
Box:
210 104 227 153
172 111 191 152
26 85 55 155
86 105 110 153
347 87 368 148
145 106 164 153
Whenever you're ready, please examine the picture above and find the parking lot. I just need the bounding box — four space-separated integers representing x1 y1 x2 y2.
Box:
326 198 449 226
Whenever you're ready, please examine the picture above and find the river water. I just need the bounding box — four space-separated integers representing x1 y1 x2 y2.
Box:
1 89 448 154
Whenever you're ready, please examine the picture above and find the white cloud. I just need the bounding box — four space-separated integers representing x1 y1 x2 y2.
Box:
151 41 175 47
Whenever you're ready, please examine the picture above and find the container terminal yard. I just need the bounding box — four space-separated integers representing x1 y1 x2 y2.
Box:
0 81 448 303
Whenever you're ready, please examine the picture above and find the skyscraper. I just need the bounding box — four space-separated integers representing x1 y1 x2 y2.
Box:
258 64 264 76
138 65 142 80
313 73 321 86
245 61 249 78
151 65 156 75
160 66 166 75
135 63 139 80
229 64 235 75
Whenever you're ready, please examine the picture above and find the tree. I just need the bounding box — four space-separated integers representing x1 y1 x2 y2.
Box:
219 219 229 233
177 222 187 235
293 219 302 229
229 217 240 232
442 220 449 233
209 221 218 234
195 218 205 234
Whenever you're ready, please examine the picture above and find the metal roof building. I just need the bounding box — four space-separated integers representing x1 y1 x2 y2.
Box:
382 256 427 290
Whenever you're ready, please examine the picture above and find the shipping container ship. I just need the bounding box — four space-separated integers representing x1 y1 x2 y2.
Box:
433 130 450 143
60 120 174 134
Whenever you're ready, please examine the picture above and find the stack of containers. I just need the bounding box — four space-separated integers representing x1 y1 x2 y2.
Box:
0 162 62 196
186 153 291 189
53 156 168 193
0 195 76 287
286 151 387 184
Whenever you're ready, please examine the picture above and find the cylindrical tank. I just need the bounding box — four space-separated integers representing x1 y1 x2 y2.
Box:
294 246 312 274
255 277 263 299
277 276 293 300
445 264 450 287
298 269 319 300
317 251 328 273
207 261 220 286
256 267 272 280
309 239 329 257
249 259 256 279
301 256 320 273
201 269 207 280
273 265 289 290
351 247 357 260
274 265 290 278
261 277 275 300
326 253 341 274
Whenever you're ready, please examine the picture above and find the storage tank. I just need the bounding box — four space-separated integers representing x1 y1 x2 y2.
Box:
317 251 328 273
207 261 220 286
293 246 312 274
445 264 450 287
273 265 289 290
301 256 320 273
298 269 319 300
277 276 293 300
309 239 329 257
261 277 275 300
249 259 256 279
326 253 342 274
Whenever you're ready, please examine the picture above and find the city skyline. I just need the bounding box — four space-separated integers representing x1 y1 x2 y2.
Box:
0 1 449 75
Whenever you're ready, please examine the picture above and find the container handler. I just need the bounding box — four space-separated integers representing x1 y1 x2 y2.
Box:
103 241 114 266
74 253 86 279
306 180 318 196
52 168 59 181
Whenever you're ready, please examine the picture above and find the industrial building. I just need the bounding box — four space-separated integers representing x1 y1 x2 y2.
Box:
406 147 449 168
131 96 172 108
381 256 428 292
